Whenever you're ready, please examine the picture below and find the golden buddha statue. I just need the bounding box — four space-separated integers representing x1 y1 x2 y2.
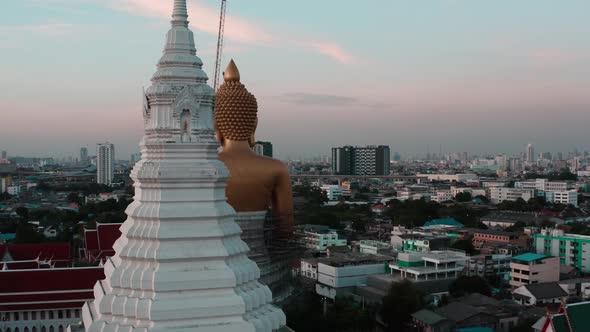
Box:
215 59 294 237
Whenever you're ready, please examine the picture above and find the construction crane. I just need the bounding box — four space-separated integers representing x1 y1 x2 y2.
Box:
213 0 227 91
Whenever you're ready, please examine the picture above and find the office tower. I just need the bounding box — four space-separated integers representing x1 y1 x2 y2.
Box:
527 144 535 162
332 145 390 176
80 147 88 164
253 141 273 158
96 143 114 185
1 151 6 159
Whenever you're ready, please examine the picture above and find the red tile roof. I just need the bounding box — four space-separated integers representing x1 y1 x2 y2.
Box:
84 223 121 263
0 267 105 311
0 243 71 262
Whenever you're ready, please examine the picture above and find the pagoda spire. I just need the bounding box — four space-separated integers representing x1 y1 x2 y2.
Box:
172 0 189 27
75 0 286 330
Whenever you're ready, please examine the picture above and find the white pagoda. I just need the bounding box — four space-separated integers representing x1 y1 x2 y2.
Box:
79 0 286 331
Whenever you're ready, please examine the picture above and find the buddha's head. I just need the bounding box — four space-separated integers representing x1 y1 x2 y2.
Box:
214 60 258 147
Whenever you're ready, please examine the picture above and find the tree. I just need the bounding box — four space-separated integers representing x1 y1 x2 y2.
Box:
449 275 491 298
456 192 472 202
475 195 489 203
15 206 29 219
15 222 42 244
451 239 477 255
37 182 51 191
351 219 367 233
67 192 82 204
506 221 527 232
509 318 538 332
380 280 425 331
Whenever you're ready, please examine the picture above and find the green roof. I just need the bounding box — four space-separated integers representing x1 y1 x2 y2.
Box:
566 301 590 332
512 253 546 262
412 309 447 325
552 314 569 332
456 328 495 332
424 217 464 227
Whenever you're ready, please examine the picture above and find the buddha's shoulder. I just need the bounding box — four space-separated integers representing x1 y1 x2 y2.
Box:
255 155 288 171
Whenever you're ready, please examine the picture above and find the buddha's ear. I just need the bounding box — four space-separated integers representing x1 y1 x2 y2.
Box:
215 130 225 146
248 118 258 148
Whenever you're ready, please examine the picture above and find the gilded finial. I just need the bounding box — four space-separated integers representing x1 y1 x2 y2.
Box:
223 59 241 82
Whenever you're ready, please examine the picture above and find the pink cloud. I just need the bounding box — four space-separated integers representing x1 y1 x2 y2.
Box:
528 49 584 65
100 0 354 64
307 41 357 64
105 0 273 45
25 23 74 36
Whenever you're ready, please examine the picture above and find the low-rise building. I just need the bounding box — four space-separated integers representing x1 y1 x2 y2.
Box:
315 253 393 299
297 225 348 252
512 282 568 306
472 229 528 247
418 173 479 183
489 187 534 204
545 190 578 207
358 240 392 255
466 253 512 279
557 278 590 299
84 192 121 204
432 190 454 203
509 253 559 288
390 250 467 282
320 185 347 201
534 228 590 273
400 236 452 253
300 258 319 280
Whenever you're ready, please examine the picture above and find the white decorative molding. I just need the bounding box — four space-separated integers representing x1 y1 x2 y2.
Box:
79 1 286 331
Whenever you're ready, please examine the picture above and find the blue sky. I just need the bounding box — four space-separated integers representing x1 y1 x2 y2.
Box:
1 0 589 159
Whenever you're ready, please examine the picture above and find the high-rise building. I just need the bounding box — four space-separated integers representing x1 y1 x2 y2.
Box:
80 147 88 164
332 146 354 175
332 145 390 176
527 144 535 162
253 141 273 157
96 143 114 185
1 151 6 159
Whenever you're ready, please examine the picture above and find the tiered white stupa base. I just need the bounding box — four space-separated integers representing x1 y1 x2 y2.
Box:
81 143 286 331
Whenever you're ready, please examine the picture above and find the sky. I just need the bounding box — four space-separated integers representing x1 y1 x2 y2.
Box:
1 0 589 160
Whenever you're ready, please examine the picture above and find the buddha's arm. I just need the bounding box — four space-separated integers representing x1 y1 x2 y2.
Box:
272 165 294 237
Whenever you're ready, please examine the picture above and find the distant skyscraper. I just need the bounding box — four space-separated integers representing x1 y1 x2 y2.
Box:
96 143 114 185
253 141 273 158
393 152 401 161
1 151 6 159
527 144 535 162
130 153 140 164
332 146 354 175
80 147 88 164
332 145 390 176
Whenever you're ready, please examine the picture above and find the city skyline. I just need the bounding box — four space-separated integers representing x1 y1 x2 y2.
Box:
1 0 589 158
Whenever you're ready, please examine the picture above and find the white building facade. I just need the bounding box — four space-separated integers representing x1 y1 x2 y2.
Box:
96 143 114 185
389 250 468 282
489 187 534 204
